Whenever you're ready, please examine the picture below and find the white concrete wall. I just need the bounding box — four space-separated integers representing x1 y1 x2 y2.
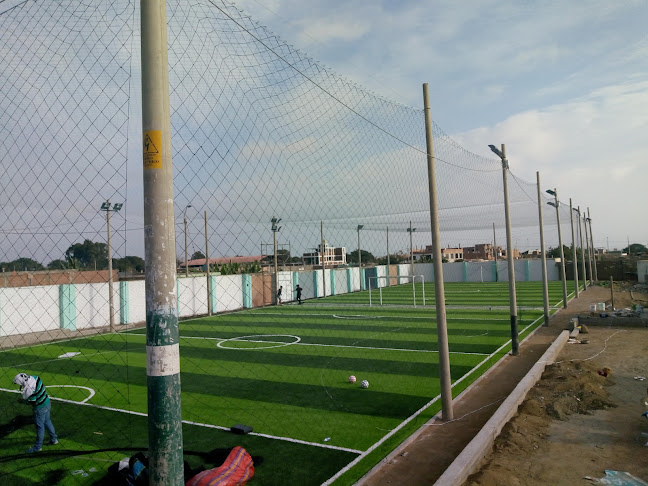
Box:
0 286 59 336
349 267 362 292
277 271 293 301
333 269 348 294
397 264 411 284
300 271 316 300
178 277 208 318
215 274 243 312
127 280 146 325
75 283 110 330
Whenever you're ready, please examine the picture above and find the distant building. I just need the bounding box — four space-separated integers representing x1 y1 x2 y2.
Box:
303 240 346 267
181 255 264 271
441 247 463 262
463 243 499 261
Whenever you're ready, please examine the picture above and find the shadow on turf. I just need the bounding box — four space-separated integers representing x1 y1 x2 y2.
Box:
0 446 263 485
0 415 32 439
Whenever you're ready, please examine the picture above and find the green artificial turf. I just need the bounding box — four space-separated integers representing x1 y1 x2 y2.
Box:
0 281 569 485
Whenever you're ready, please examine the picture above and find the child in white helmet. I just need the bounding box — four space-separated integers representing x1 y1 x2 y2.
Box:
14 373 58 453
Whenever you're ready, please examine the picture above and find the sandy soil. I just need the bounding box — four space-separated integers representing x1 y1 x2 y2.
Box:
359 283 648 486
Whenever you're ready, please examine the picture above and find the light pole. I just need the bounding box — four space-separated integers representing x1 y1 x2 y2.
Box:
357 225 364 290
569 198 579 298
575 206 588 290
271 217 281 304
587 208 598 281
100 201 123 333
183 204 192 277
489 144 518 355
407 221 416 277
536 174 550 326
546 189 568 308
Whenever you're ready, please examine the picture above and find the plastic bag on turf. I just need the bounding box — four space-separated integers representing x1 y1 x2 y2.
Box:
186 446 254 486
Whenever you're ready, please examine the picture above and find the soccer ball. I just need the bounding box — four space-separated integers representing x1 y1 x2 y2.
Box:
348 375 356 383
361 380 369 389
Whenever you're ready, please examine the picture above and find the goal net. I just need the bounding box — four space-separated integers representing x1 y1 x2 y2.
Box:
368 275 426 307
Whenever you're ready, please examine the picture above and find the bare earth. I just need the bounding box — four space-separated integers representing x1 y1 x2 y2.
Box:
360 284 648 486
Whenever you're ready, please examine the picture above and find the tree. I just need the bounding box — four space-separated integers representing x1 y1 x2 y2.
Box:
191 251 205 260
47 259 68 270
624 243 647 256
346 249 376 264
546 245 577 261
65 240 108 270
3 257 44 271
115 256 145 273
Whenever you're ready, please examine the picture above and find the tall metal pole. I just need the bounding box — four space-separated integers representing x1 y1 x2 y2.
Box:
423 84 453 419
408 220 415 277
588 208 598 281
272 217 280 304
204 211 211 315
105 202 116 333
184 215 189 277
357 225 363 291
569 198 579 298
577 206 587 290
490 143 519 355
536 175 550 325
141 0 183 482
321 220 327 298
583 212 592 286
549 189 568 308
386 226 390 284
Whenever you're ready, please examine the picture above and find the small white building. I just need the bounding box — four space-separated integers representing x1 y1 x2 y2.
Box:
303 240 347 267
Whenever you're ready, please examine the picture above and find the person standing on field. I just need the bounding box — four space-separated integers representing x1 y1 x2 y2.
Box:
295 284 303 304
276 285 283 305
14 373 58 453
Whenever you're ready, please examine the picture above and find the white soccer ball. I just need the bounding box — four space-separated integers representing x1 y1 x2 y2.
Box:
361 380 369 389
348 375 356 383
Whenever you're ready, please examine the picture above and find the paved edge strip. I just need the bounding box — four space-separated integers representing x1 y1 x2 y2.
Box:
433 329 570 486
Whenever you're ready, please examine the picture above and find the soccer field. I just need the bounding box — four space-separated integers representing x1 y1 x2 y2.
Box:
0 281 570 485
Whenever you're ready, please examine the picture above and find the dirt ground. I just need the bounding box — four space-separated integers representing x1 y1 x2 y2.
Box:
359 283 648 486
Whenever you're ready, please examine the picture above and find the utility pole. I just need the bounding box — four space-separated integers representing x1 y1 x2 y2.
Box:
271 217 281 303
407 221 416 277
424 83 453 419
183 204 192 277
546 189 567 308
357 225 363 290
320 220 327 298
141 0 183 482
204 211 211 315
100 200 123 333
577 206 587 290
587 208 598 281
536 174 550 325
489 144 518 355
569 198 579 298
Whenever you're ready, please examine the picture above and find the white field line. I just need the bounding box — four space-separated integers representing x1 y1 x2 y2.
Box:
0 386 362 454
125 333 490 357
320 312 546 485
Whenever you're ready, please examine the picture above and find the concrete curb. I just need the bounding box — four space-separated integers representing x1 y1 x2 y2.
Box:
433 329 570 486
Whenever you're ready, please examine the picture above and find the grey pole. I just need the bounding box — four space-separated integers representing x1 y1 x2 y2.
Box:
583 212 593 286
489 143 518 355
386 226 390 283
577 206 588 290
569 199 579 298
423 83 453 419
357 225 363 291
272 217 280 303
493 222 498 281
536 175 550 325
104 201 117 333
588 208 598 281
321 220 327 298
408 221 416 277
204 211 211 315
141 0 183 482
184 214 189 278
548 189 568 308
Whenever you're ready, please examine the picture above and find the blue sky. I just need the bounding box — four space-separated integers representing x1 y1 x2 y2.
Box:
232 0 648 250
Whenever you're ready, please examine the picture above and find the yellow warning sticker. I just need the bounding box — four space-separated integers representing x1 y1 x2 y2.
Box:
143 130 162 169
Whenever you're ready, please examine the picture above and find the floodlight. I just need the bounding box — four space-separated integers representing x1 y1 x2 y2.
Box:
100 202 110 210
546 189 556 196
488 144 503 159
357 225 364 230
113 203 123 211
547 201 557 208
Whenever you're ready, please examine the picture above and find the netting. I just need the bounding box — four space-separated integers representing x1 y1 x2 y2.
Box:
0 1 593 484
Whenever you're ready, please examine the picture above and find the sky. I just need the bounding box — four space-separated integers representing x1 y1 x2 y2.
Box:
230 0 648 251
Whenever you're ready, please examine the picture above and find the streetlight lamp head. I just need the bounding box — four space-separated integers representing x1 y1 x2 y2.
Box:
101 202 110 211
113 203 123 211
546 189 556 196
547 201 557 208
488 144 503 158
357 225 364 230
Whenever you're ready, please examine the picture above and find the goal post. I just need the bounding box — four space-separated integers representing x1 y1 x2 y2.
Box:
368 275 425 307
